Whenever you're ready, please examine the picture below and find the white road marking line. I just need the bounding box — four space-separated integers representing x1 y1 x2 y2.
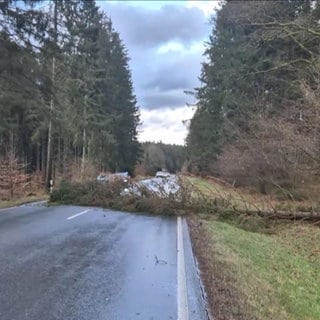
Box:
67 209 91 220
177 216 189 320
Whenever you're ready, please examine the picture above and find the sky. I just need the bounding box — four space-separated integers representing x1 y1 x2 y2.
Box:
98 1 220 145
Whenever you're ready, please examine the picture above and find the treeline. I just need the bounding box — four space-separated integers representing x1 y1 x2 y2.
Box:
0 0 140 189
136 142 185 176
187 0 320 194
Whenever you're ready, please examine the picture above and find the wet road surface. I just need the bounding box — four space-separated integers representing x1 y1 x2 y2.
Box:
0 203 207 320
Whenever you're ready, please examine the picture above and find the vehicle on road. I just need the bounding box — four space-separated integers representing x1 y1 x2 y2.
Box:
155 171 171 178
97 172 130 183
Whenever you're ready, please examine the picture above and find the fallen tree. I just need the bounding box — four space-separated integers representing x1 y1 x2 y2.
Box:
49 176 320 224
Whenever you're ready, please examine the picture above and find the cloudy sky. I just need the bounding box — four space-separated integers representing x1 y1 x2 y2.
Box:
99 1 220 145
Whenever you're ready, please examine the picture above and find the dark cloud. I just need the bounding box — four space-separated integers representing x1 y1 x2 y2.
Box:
133 50 203 109
133 51 202 109
147 74 189 91
140 114 173 129
101 3 208 48
142 90 187 109
142 52 202 91
98 2 212 112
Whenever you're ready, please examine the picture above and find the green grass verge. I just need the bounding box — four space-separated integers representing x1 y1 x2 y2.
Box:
203 219 320 320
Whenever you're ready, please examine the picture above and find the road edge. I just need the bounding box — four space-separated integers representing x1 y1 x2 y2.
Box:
183 217 212 320
0 200 48 213
177 216 189 320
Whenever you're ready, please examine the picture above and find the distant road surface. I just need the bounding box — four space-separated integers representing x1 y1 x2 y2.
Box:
0 203 207 320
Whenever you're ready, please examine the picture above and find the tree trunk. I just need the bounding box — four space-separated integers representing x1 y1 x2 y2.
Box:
45 2 57 190
41 139 46 177
62 137 67 178
239 209 320 222
45 75 54 189
81 127 86 178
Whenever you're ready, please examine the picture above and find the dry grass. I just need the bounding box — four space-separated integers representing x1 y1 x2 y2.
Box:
186 176 320 214
0 193 48 209
186 176 267 211
0 170 47 208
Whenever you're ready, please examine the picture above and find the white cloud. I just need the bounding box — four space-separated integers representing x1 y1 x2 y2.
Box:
157 40 204 55
108 0 220 15
157 41 184 54
186 0 220 17
139 106 196 145
107 1 184 10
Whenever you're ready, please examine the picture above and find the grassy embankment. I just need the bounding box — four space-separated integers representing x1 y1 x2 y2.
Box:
188 176 320 214
188 177 320 320
0 193 48 209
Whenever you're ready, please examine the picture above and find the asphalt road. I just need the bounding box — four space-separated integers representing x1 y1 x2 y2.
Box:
0 203 207 320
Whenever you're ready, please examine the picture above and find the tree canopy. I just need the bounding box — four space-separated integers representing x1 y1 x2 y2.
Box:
0 0 140 186
187 0 320 192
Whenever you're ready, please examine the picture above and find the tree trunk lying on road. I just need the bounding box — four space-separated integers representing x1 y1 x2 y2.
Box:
240 209 320 222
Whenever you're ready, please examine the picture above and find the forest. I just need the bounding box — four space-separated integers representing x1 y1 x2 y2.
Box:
3 0 320 202
136 142 185 176
187 0 320 196
0 0 140 195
